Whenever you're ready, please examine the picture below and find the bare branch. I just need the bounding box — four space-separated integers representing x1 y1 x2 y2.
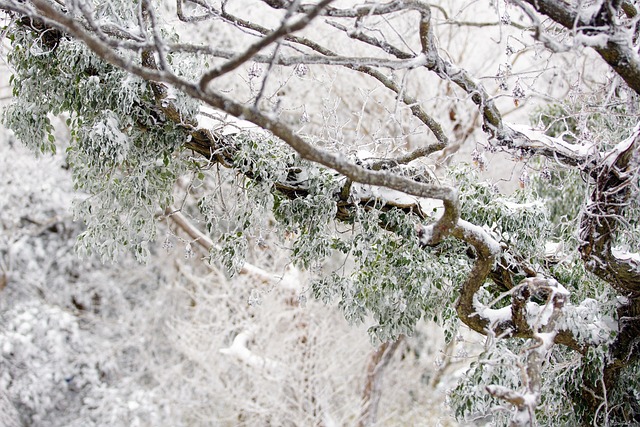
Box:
357 337 403 427
176 0 212 22
218 9 450 147
166 206 300 289
325 20 414 60
198 0 334 88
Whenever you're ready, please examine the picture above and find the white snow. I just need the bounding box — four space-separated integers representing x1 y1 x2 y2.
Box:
574 32 610 49
536 331 557 353
577 2 605 22
508 123 594 158
544 241 566 262
219 329 284 377
460 220 502 256
418 224 434 246
612 247 640 272
350 182 445 213
603 123 640 167
476 305 512 325
197 105 269 137
526 301 554 328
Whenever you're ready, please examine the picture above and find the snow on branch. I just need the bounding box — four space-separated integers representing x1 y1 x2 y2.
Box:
453 220 587 352
506 123 597 166
166 207 301 290
579 127 640 293
520 0 640 95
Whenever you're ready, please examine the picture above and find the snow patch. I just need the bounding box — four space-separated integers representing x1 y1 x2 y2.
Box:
351 182 420 208
574 32 609 48
508 123 594 158
459 220 502 256
578 1 605 22
544 241 566 262
197 106 269 137
603 123 640 167
612 247 640 272
476 304 512 325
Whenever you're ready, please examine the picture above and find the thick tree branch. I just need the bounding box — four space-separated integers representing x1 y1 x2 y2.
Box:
579 129 640 293
452 220 583 352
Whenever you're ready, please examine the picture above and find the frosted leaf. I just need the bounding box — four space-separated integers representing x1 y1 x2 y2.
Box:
300 109 310 123
294 63 308 77
248 289 262 306
434 357 444 368
472 149 487 171
506 44 515 56
298 294 307 308
512 82 525 100
184 242 195 259
455 348 468 360
501 11 511 25
248 63 262 79
163 236 174 252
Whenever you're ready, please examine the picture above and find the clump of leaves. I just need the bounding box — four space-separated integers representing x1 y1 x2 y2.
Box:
3 26 195 261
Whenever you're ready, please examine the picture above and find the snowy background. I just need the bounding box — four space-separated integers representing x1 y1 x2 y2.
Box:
0 51 474 426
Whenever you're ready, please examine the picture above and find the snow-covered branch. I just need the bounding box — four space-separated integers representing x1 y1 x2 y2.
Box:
453 219 587 352
166 207 301 290
521 0 640 95
579 128 640 293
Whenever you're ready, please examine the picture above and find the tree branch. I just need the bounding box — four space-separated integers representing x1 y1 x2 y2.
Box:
579 128 640 293
357 337 403 427
198 0 333 88
521 0 640 95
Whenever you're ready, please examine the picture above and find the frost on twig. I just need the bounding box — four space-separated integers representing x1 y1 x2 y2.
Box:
484 277 571 426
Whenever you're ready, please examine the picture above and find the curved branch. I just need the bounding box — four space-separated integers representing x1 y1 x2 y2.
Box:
452 220 584 352
579 129 640 293
325 2 595 168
